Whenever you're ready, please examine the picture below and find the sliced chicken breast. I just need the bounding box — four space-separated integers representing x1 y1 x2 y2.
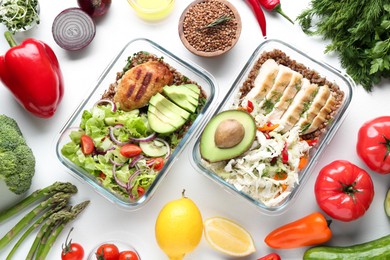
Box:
266 71 303 121
245 59 279 102
303 93 337 134
298 85 331 132
279 82 319 133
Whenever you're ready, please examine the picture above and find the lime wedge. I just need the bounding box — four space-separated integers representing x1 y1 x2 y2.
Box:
385 188 390 218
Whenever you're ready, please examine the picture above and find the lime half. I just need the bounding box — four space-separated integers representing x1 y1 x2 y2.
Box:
385 188 390 218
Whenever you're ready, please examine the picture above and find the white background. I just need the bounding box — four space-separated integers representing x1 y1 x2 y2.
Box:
0 0 389 259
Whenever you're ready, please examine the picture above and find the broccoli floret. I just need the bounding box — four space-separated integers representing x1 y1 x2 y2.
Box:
0 115 35 195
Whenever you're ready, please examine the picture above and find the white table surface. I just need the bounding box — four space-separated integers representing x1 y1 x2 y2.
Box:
0 0 389 259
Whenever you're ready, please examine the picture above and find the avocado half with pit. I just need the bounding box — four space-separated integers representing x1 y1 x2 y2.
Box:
200 110 256 163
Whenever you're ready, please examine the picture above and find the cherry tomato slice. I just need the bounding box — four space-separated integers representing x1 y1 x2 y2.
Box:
120 144 142 158
147 157 165 171
118 250 139 260
80 134 94 155
96 243 120 260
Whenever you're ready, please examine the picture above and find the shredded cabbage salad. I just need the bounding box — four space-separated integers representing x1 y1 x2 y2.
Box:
205 94 311 207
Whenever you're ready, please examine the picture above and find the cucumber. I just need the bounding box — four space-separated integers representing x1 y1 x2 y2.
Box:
386 188 390 218
303 234 390 260
140 139 168 157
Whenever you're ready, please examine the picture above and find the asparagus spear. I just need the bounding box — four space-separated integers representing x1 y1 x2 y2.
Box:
6 200 69 260
0 182 78 223
37 201 90 260
0 192 72 250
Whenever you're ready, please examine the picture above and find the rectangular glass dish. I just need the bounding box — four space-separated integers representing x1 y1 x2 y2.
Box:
191 38 354 215
55 38 218 210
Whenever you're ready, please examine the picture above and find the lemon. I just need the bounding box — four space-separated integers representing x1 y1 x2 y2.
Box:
155 190 203 260
204 217 256 257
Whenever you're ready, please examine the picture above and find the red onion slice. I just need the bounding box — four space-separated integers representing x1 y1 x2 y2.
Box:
154 138 171 159
93 99 116 112
109 157 124 167
52 8 96 51
127 169 141 192
109 125 128 146
129 154 144 168
112 164 127 189
129 132 157 143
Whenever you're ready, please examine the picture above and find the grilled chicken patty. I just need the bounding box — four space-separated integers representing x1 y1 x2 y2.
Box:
114 61 173 111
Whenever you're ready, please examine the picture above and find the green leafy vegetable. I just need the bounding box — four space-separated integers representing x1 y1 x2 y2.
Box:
297 0 390 91
0 0 40 32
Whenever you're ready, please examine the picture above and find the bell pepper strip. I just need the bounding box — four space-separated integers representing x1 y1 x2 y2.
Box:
281 142 288 164
264 212 332 249
247 100 254 113
258 252 281 260
258 0 294 24
305 139 318 146
0 31 64 118
258 122 279 132
244 0 267 37
298 155 309 170
356 116 390 174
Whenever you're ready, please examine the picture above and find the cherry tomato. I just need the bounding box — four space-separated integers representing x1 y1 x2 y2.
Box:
258 252 281 260
147 157 165 171
137 186 145 197
315 160 374 222
80 134 94 155
118 250 139 260
120 144 142 158
96 243 120 260
61 228 84 260
357 116 390 174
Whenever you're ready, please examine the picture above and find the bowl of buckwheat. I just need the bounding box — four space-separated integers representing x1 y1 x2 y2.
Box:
178 0 242 57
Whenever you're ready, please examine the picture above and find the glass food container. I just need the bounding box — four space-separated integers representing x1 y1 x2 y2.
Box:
55 38 218 210
191 38 354 215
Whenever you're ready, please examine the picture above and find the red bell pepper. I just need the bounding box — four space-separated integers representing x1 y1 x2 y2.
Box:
0 31 64 118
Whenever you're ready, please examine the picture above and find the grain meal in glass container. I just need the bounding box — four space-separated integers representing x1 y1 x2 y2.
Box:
61 51 207 201
200 49 344 207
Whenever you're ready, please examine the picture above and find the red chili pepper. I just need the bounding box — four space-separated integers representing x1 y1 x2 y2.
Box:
0 31 64 118
258 0 294 24
281 142 288 164
244 0 267 37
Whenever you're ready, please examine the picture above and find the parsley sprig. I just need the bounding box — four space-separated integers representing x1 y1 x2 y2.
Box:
297 0 390 91
0 0 40 32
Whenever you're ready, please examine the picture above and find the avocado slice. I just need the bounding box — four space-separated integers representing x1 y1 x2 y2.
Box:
148 111 176 134
148 104 186 129
200 110 256 163
163 85 199 113
149 93 190 120
183 84 201 95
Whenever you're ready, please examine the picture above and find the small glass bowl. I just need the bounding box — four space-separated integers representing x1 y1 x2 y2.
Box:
127 0 175 21
191 38 354 215
88 240 140 260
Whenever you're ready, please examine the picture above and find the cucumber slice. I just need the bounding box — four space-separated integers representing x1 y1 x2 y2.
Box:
140 139 168 157
385 188 390 218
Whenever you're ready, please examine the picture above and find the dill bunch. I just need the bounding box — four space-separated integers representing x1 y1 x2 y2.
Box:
297 0 390 91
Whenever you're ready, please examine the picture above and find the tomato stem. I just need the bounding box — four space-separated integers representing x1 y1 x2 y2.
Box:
379 134 390 161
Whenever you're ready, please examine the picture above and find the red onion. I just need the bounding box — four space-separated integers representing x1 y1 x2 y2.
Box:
127 169 141 192
129 154 144 168
52 8 96 51
112 164 127 189
129 132 157 143
109 157 124 167
77 0 111 17
93 99 116 112
109 125 128 146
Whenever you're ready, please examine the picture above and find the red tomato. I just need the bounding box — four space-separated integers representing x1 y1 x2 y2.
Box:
118 250 139 260
80 134 94 155
147 157 165 171
357 116 390 174
120 144 142 158
137 186 145 197
315 160 374 222
61 228 84 260
258 252 281 260
96 243 120 260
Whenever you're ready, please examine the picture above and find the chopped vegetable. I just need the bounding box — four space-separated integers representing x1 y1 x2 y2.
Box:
0 32 64 118
0 114 35 195
80 134 95 155
315 160 374 222
52 8 96 51
356 116 390 174
297 1 390 91
0 0 40 32
264 212 332 249
303 234 390 259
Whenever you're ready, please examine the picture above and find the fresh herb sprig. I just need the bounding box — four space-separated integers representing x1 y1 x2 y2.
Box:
297 0 390 91
0 0 40 32
198 15 232 30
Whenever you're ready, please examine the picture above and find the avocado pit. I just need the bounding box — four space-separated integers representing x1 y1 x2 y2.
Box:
214 119 245 148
